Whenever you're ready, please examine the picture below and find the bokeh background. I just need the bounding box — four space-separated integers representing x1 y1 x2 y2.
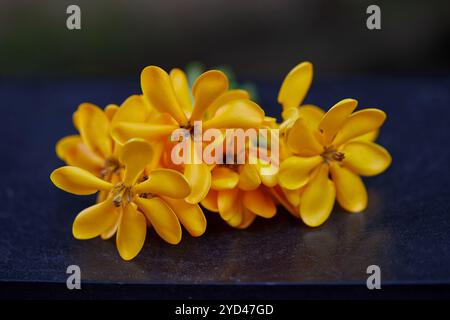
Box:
1 0 449 79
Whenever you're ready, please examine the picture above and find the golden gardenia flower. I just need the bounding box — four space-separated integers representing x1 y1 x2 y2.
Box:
50 139 206 260
201 135 279 228
201 164 277 229
277 98 392 227
56 95 154 202
111 66 265 204
278 61 378 141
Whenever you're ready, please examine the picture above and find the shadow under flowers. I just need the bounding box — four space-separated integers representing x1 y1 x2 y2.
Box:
67 186 393 284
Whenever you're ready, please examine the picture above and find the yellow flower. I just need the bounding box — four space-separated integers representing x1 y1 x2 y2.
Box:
111 66 265 204
202 164 277 229
277 98 392 227
56 95 154 202
278 61 378 142
50 139 206 260
201 136 279 228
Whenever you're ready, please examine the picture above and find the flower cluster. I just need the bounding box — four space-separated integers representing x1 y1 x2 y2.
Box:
51 62 391 260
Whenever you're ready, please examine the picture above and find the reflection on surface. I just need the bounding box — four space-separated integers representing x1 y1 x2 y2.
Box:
69 187 392 283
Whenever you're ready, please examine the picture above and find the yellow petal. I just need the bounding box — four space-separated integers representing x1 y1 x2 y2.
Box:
280 108 299 130
287 117 323 156
112 142 123 160
298 104 325 130
134 168 191 199
300 164 335 227
242 188 276 218
119 139 154 186
104 104 119 121
72 198 119 239
350 129 378 142
146 141 165 171
73 108 81 131
116 204 147 261
111 122 178 145
236 208 256 229
141 66 188 126
330 163 367 212
50 166 112 195
278 62 313 110
278 156 322 190
76 103 112 157
161 196 207 237
170 68 193 118
341 141 391 176
190 70 228 121
211 166 240 190
100 217 120 240
319 99 357 145
217 188 240 220
201 189 219 212
262 116 278 129
184 162 211 204
253 158 278 188
146 111 180 126
55 135 104 174
111 95 152 126
96 189 108 203
238 164 261 191
259 171 277 188
207 89 250 119
134 197 181 245
56 135 82 160
282 187 301 207
332 109 386 146
269 186 299 218
226 205 243 227
202 99 264 130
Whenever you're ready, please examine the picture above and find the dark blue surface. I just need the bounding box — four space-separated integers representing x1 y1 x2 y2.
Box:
0 76 450 299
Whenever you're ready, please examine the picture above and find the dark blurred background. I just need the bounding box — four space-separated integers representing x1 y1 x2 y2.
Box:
0 0 449 80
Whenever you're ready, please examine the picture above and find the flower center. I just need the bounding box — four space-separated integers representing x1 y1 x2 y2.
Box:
112 183 134 207
182 123 192 130
101 157 121 178
321 148 345 163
